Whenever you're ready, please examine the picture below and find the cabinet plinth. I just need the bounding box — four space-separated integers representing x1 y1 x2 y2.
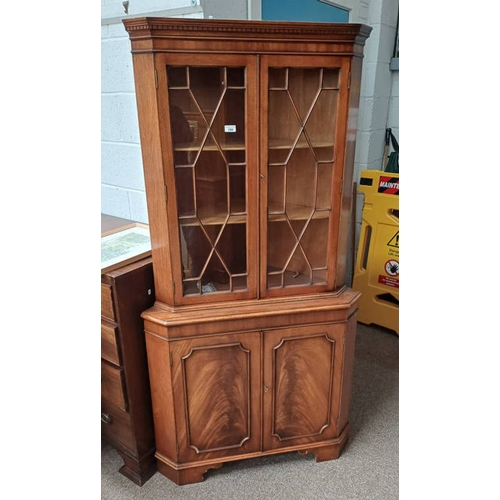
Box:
124 17 371 485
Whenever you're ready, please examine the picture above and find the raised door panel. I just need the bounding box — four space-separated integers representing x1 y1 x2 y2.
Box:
170 332 261 462
259 55 351 298
155 53 259 306
262 323 345 451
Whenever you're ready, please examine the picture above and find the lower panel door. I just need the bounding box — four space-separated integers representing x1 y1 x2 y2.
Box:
262 323 345 451
170 332 261 462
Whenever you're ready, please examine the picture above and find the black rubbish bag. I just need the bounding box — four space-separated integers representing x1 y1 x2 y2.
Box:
384 129 399 174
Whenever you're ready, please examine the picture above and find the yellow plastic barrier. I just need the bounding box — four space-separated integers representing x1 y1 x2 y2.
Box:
352 170 399 334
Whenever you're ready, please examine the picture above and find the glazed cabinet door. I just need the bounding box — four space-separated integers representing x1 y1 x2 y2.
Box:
156 54 259 305
259 56 351 298
169 332 261 462
262 323 346 451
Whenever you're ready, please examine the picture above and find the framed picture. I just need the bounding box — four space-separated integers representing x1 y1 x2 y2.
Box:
101 223 152 274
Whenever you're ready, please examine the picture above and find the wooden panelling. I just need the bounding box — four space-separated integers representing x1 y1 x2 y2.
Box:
182 343 251 453
101 284 115 321
101 360 128 412
263 323 345 451
101 401 134 451
123 18 370 485
169 332 261 463
272 334 334 440
101 322 121 366
100 238 156 486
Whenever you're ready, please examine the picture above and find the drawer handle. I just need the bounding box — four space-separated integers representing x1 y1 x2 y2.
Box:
101 412 112 424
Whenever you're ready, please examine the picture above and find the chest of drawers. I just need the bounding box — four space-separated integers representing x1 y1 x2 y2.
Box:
101 216 156 485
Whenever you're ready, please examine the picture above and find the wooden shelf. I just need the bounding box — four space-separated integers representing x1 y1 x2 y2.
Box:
268 202 330 222
174 141 245 152
174 139 334 153
180 213 247 227
179 202 329 227
267 267 327 288
268 139 334 150
179 199 247 226
183 275 248 295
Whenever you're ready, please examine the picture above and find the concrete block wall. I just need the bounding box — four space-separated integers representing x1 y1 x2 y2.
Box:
347 0 398 284
387 70 399 143
101 0 205 223
355 0 398 175
201 0 247 19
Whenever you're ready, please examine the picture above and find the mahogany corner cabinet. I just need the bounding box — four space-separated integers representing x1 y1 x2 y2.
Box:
123 17 371 486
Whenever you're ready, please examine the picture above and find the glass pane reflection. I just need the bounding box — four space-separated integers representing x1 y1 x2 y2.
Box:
168 65 248 295
266 66 339 290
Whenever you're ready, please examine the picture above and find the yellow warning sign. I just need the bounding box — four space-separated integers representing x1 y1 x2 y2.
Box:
367 223 399 287
387 231 399 248
384 260 399 276
387 231 399 259
352 170 399 334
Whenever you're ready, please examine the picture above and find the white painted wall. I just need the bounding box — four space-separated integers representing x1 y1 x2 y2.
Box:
297 1 398 284
355 0 398 173
201 0 247 19
387 70 399 144
349 0 398 284
101 0 205 222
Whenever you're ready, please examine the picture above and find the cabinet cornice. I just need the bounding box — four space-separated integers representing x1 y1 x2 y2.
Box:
123 18 372 55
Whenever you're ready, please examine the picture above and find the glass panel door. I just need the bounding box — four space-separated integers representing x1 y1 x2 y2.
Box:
265 64 341 291
167 65 249 297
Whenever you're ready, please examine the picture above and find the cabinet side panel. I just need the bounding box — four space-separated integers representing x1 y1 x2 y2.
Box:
112 261 156 455
131 53 174 304
336 56 363 287
337 311 357 431
329 58 352 288
144 329 178 460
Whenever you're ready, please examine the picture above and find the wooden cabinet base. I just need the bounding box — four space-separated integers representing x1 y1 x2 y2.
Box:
156 456 224 486
143 290 359 486
155 424 349 486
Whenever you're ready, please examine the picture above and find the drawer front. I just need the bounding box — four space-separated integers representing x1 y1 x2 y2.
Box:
101 400 135 451
101 323 121 366
101 360 128 411
101 284 115 321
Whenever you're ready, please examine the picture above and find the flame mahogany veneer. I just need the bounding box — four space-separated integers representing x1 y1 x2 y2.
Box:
123 17 371 485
